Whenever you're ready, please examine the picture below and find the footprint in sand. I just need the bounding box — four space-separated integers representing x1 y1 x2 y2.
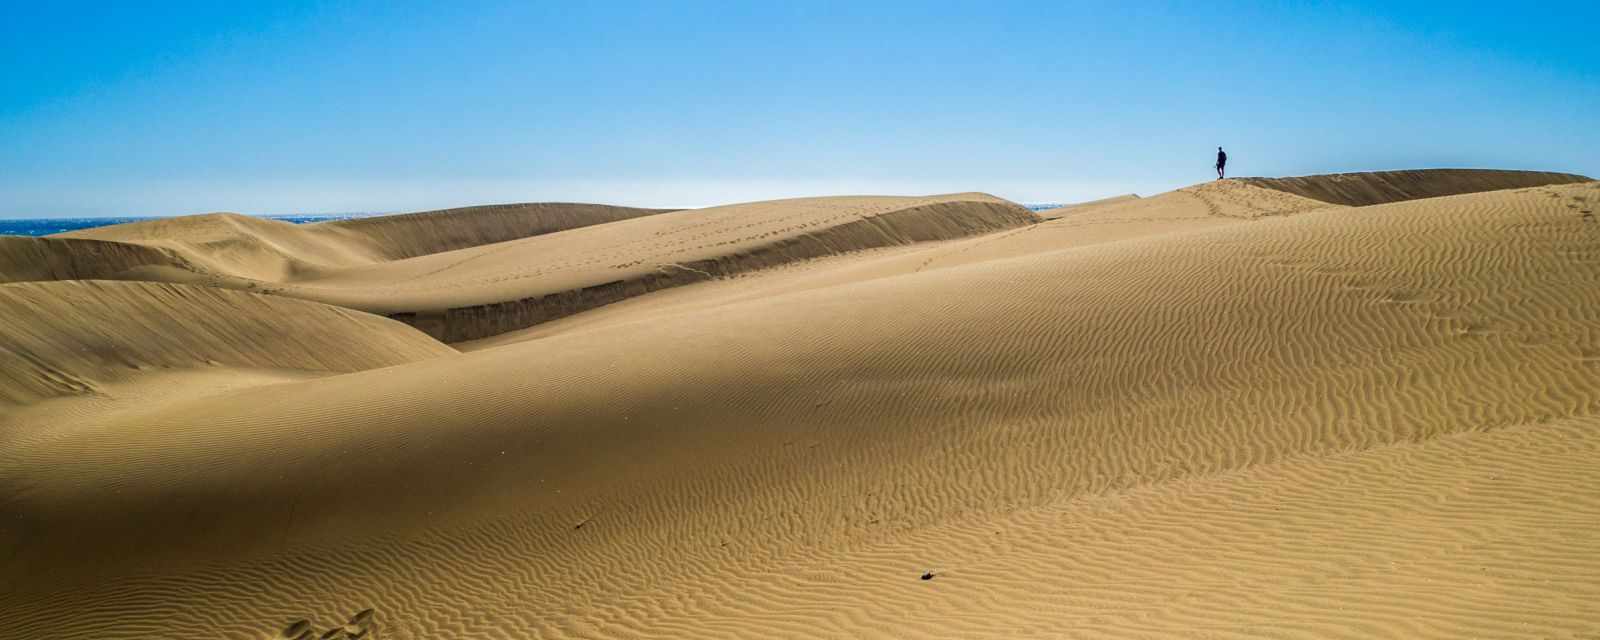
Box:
273 609 376 640
278 620 312 640
345 609 377 638
1379 289 1423 304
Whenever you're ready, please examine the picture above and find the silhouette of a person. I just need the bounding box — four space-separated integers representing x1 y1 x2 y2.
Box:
1216 147 1227 180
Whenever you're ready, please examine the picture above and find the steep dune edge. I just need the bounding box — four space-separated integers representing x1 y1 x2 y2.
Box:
2 196 1036 344
1239 168 1591 206
0 235 198 284
411 197 1042 341
3 182 1598 637
284 193 1040 342
0 280 455 407
53 212 384 282
318 202 677 260
1 203 670 285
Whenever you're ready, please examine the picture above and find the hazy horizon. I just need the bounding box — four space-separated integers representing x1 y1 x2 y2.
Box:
4 1 1597 219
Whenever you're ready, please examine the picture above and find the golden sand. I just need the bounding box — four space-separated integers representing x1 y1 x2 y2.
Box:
2 170 1597 638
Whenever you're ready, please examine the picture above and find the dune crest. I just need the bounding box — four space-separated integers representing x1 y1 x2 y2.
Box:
272 193 1039 341
1 203 670 286
2 195 1037 343
0 235 199 284
0 280 453 407
316 201 678 260
1239 168 1590 206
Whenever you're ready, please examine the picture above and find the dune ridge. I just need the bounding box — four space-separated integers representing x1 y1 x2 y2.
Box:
317 202 678 260
54 212 388 282
0 235 199 284
396 195 1041 341
268 193 1039 341
0 280 454 406
1239 168 1591 206
2 178 1598 638
1 203 670 286
2 195 1038 343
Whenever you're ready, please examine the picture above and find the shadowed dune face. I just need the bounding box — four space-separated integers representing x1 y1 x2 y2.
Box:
2 179 1599 638
1239 168 1591 206
0 235 198 284
0 280 454 406
0 203 670 286
271 193 1040 341
316 202 678 261
52 212 391 282
56 203 675 264
2 195 1037 343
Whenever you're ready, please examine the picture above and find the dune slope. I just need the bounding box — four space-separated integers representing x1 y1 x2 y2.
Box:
3 196 1036 343
459 180 1343 350
0 280 454 407
3 180 1598 638
1239 168 1590 206
1 203 670 286
0 235 200 284
317 202 677 260
272 193 1039 341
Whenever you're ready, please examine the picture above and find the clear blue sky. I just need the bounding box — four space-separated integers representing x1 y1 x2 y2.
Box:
3 1 1596 218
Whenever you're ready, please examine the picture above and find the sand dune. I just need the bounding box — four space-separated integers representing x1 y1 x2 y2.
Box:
317 202 678 261
1 202 669 286
0 280 453 406
266 193 1038 341
50 212 399 282
1034 192 1139 218
1240 168 1591 206
0 235 199 284
2 195 1036 343
1019 179 1340 251
457 181 1335 349
3 176 1598 638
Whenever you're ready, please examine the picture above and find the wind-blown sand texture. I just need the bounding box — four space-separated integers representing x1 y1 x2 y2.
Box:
1238 168 1590 206
1 202 670 285
2 195 1036 342
2 171 1599 639
0 280 453 406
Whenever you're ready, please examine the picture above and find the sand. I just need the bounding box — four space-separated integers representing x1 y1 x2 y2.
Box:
6 194 1035 342
2 171 1598 639
3 202 670 286
1237 168 1591 206
0 280 453 406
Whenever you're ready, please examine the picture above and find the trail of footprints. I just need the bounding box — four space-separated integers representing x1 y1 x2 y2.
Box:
276 608 376 640
1542 184 1596 224
1182 180 1330 220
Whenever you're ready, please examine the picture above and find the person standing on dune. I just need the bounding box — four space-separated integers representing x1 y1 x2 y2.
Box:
1215 146 1227 180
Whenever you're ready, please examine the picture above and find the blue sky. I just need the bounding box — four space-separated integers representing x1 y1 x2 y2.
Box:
2 1 1596 217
